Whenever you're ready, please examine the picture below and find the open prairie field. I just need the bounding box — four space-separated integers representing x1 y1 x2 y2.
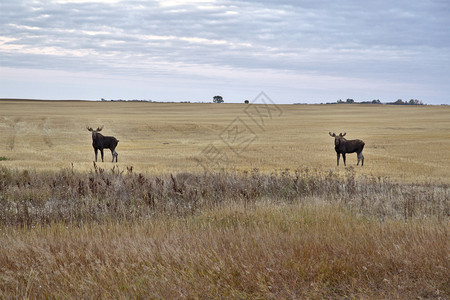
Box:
0 100 449 298
0 99 449 182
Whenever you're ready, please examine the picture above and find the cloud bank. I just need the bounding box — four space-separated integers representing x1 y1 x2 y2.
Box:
1 0 449 103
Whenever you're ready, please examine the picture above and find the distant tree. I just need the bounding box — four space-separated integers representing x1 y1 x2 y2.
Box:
394 99 404 105
244 100 249 104
372 99 381 104
337 99 344 104
213 95 224 103
346 98 354 104
409 99 423 105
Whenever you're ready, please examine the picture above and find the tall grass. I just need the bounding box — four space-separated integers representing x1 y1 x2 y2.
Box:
0 166 448 298
0 203 448 298
0 165 448 226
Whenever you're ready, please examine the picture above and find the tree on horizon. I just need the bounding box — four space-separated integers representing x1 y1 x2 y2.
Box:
213 95 224 103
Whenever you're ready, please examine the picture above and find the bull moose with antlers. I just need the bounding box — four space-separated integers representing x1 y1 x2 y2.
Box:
329 132 365 166
87 126 119 162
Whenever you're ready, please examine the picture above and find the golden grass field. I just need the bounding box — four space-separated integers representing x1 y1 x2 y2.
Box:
1 99 449 182
0 99 448 298
1 203 447 299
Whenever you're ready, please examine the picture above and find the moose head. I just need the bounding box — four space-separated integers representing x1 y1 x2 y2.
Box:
329 132 346 147
87 125 103 139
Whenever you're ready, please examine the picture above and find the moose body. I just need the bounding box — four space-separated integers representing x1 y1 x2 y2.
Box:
329 132 365 166
87 126 119 162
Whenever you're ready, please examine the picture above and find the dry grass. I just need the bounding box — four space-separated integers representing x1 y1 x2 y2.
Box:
1 100 449 183
0 203 448 299
0 167 448 298
0 166 448 226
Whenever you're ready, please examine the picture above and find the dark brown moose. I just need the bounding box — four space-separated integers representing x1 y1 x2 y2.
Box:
329 132 365 166
87 126 119 162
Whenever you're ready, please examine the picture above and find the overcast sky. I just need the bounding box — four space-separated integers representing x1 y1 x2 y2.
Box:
1 0 449 104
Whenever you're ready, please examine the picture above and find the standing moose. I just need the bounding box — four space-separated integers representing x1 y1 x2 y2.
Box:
87 126 119 162
329 132 365 166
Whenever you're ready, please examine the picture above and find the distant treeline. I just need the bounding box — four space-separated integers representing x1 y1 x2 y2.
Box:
314 98 425 105
101 98 192 103
101 98 426 105
101 98 155 102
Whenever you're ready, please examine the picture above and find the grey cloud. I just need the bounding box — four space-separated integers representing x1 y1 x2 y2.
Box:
1 0 449 103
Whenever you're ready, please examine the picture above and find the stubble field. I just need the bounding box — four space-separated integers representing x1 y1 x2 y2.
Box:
0 99 449 298
1 99 449 182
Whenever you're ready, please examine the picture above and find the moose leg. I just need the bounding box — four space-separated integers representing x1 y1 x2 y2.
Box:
111 149 118 163
100 149 104 162
342 153 346 166
336 153 340 166
357 152 364 166
94 148 98 162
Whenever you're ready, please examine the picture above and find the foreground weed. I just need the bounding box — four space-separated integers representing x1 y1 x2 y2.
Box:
0 166 448 226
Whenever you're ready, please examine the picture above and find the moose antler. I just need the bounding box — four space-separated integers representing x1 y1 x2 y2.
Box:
96 125 104 132
87 126 93 131
329 132 336 137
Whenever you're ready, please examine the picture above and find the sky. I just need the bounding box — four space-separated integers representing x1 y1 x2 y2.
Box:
1 0 449 104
